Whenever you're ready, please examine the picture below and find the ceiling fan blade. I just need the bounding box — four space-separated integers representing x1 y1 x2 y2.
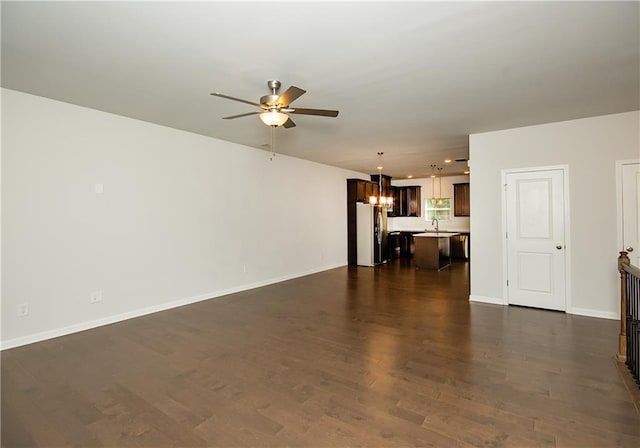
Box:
283 117 296 128
222 111 260 120
210 93 262 108
290 108 339 117
277 86 306 107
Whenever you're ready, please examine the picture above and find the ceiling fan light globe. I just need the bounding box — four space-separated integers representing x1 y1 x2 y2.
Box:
260 110 289 127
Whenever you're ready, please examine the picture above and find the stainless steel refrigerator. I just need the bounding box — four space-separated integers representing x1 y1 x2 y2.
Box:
356 203 388 266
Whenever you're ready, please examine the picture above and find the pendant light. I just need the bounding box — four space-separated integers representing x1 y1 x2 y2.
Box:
377 151 384 202
437 167 443 205
369 152 393 208
430 164 437 200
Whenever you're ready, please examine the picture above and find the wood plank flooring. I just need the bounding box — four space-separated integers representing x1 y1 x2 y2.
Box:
2 259 640 447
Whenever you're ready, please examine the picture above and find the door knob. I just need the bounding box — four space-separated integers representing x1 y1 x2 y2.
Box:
556 245 563 250
627 247 634 253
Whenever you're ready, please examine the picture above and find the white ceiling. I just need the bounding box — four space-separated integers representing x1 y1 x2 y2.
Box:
2 1 638 179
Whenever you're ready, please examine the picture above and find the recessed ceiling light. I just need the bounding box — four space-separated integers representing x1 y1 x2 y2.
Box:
444 159 452 163
407 175 413 179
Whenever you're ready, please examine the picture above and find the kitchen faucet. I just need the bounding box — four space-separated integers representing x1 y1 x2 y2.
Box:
431 218 439 232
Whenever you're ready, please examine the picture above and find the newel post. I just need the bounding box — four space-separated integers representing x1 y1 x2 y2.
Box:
618 251 630 362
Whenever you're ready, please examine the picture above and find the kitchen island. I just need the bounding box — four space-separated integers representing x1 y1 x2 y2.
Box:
413 232 460 270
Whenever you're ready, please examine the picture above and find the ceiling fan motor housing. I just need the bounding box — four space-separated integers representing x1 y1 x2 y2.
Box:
260 94 281 107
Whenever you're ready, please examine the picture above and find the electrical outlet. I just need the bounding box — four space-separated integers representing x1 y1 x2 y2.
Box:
90 291 102 304
17 303 29 317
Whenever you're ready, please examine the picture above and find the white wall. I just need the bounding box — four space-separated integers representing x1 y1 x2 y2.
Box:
389 175 471 231
469 111 640 319
1 89 365 348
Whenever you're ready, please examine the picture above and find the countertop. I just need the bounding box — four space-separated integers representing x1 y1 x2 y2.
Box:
413 232 460 238
389 229 470 234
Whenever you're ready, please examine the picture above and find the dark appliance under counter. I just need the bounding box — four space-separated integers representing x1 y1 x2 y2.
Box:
388 231 401 259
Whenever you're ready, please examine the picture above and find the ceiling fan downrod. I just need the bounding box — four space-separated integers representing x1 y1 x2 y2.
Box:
261 80 282 106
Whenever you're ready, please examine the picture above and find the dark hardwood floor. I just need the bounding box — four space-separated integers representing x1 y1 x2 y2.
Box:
2 259 639 447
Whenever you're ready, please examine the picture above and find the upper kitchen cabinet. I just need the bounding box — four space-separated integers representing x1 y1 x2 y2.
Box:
393 186 421 217
350 179 377 203
454 182 470 216
392 187 406 217
406 186 421 216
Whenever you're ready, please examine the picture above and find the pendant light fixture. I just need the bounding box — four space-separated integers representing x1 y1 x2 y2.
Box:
377 152 384 203
430 164 437 200
426 163 451 221
429 164 444 204
369 152 393 208
437 167 443 206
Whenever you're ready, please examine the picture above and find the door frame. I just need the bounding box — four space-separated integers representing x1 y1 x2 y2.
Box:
615 159 640 256
501 165 572 311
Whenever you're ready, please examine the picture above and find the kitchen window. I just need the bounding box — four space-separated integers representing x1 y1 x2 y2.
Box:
425 198 451 221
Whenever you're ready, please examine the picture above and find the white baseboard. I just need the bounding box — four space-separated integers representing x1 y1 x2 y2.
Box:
1 263 345 351
568 307 619 320
469 294 507 306
468 297 619 320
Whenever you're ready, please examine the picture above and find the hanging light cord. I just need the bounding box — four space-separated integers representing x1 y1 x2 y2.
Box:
377 152 384 199
430 164 436 199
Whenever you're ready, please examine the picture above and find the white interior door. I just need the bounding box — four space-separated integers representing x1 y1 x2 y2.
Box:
505 169 567 311
621 162 640 266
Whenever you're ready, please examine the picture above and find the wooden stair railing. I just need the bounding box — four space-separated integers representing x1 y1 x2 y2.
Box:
618 251 640 389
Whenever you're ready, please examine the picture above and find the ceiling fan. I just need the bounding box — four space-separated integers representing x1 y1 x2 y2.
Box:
210 80 339 128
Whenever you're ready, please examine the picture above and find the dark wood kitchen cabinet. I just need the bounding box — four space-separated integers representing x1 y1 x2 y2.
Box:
454 182 470 216
406 186 421 217
347 179 362 266
351 179 377 203
385 186 404 217
393 186 421 217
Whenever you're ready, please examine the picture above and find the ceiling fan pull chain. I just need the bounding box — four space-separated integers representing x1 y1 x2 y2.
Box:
270 125 276 161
